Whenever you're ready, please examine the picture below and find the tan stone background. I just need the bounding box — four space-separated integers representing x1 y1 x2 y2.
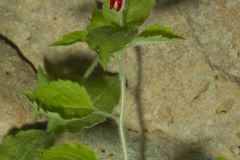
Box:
0 0 239 159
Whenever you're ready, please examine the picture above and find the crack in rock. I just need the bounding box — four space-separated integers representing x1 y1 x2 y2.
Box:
207 58 240 87
0 33 36 73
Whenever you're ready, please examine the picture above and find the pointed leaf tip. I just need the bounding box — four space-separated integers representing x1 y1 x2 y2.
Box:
50 31 87 46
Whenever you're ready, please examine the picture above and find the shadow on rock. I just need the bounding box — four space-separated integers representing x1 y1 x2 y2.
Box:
7 122 47 136
156 0 185 6
73 1 93 14
44 53 107 79
155 0 199 10
175 149 213 160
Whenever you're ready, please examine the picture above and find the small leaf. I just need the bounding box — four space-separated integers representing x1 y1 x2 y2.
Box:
86 26 137 68
133 25 184 45
36 68 51 89
125 0 155 26
42 143 98 160
102 0 122 26
0 130 55 160
50 31 87 46
87 8 111 32
33 80 95 119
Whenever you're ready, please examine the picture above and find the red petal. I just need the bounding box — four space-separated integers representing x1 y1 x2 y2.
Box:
116 0 123 12
110 0 117 9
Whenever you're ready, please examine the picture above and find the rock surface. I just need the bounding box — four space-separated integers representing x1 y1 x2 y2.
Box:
0 39 36 141
57 122 212 160
0 0 240 159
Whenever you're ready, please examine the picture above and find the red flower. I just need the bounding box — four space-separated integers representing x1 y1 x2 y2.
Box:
110 0 123 12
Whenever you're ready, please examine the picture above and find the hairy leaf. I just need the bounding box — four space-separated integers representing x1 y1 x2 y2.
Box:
50 31 87 46
85 72 120 113
0 130 55 160
33 80 95 119
87 8 111 32
125 0 155 26
42 143 98 160
133 25 184 45
47 73 120 132
86 26 137 68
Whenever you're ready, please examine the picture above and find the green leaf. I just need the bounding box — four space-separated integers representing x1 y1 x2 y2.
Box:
0 130 55 160
47 73 120 133
50 31 87 46
87 8 111 32
28 68 120 132
36 68 51 89
85 72 120 113
47 112 106 132
86 26 137 68
133 25 184 45
42 143 98 160
102 0 122 26
33 80 95 119
217 156 228 160
125 0 155 26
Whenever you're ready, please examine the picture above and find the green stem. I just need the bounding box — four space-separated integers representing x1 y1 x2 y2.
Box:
83 57 98 80
120 12 124 28
116 54 128 160
119 0 126 27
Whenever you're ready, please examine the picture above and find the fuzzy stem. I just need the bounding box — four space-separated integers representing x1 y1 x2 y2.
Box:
116 54 128 160
119 0 126 27
83 57 98 80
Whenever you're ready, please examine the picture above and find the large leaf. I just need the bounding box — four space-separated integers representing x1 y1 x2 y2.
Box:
133 25 184 45
27 68 120 132
50 31 87 46
125 0 155 26
47 73 120 132
42 143 98 160
0 130 55 160
85 72 120 113
32 80 95 119
86 26 137 68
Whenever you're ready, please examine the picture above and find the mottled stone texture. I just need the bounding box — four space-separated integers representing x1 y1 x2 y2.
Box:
0 0 240 159
0 40 36 141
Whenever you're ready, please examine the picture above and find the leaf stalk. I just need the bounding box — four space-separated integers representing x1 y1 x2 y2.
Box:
83 57 99 81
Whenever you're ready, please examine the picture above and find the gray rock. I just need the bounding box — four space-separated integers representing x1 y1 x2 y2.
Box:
0 0 94 67
0 39 36 141
57 122 213 160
